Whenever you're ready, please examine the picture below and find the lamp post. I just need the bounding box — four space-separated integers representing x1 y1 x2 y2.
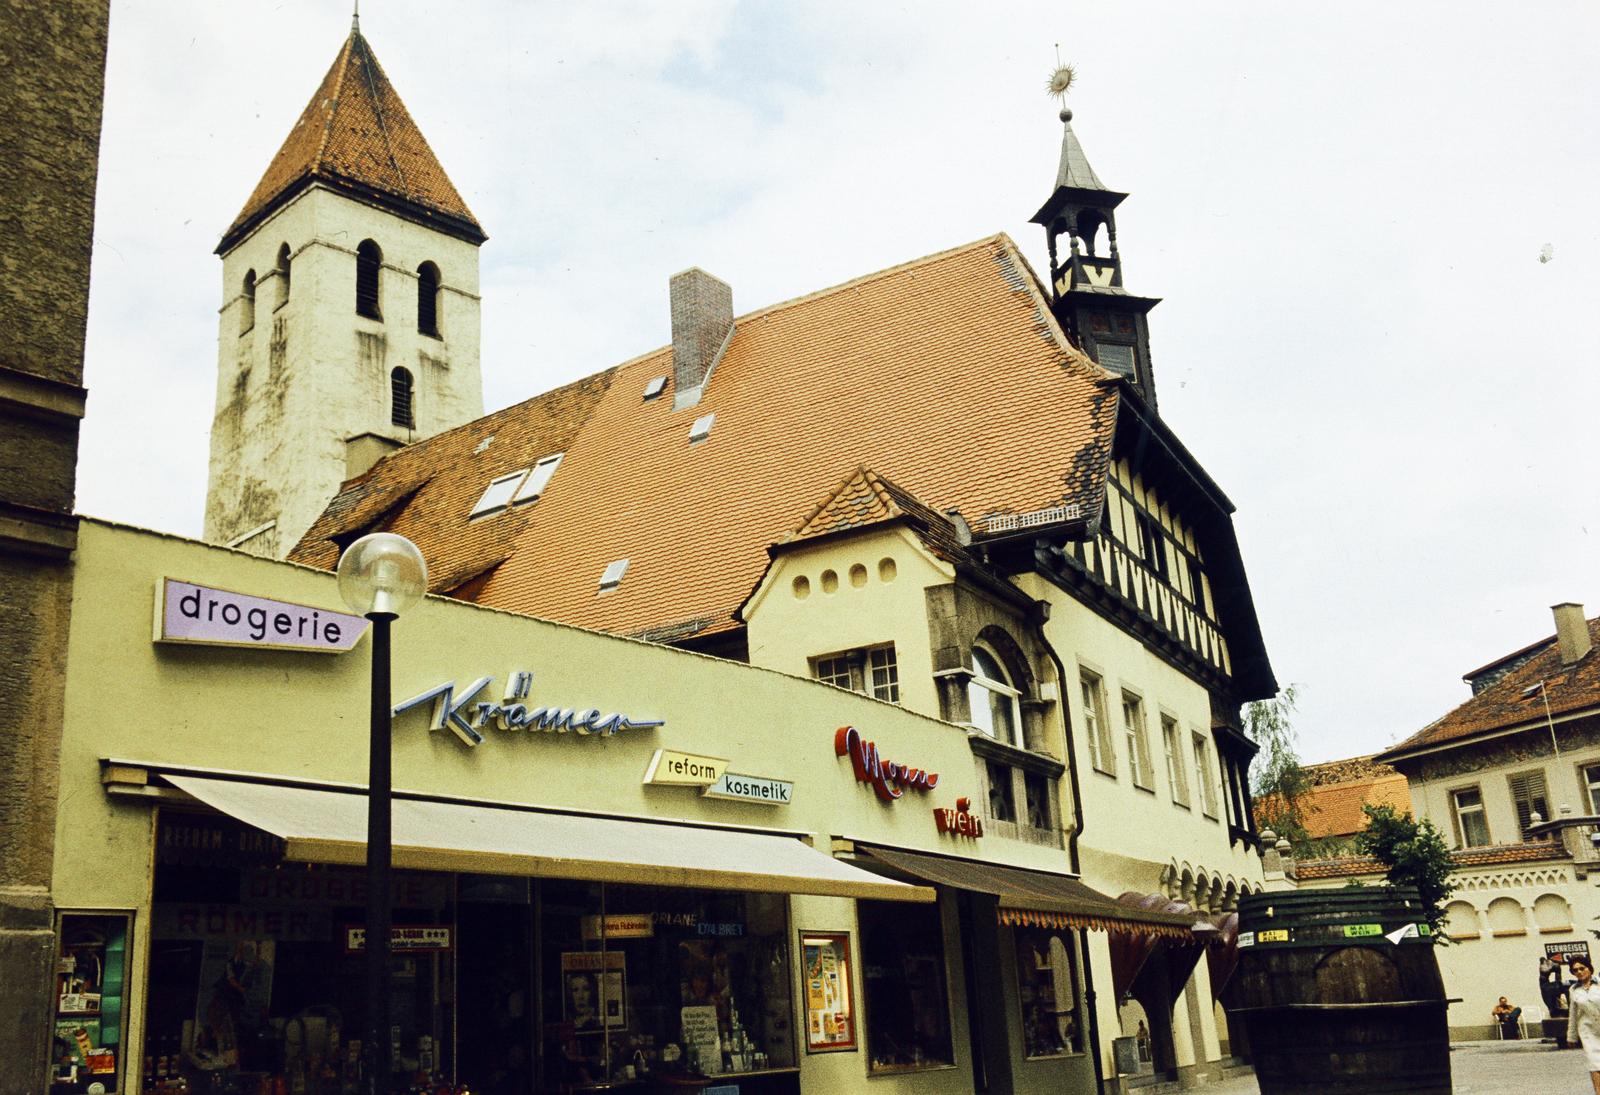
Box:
337 533 427 1095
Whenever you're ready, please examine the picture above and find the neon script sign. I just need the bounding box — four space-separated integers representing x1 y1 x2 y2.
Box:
395 670 664 746
833 725 938 802
934 797 984 839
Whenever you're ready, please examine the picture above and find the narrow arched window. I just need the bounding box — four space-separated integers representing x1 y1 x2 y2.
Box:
968 644 1021 746
391 366 414 428
240 269 256 334
417 261 441 337
276 243 292 306
356 239 382 319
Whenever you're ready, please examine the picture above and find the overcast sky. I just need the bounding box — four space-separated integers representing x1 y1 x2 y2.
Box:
81 1 1600 764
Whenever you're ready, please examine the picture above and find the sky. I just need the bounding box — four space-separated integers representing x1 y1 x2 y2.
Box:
81 1 1600 764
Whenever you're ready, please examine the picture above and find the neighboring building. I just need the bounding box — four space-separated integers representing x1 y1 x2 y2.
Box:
203 18 486 559
1298 603 1600 1041
272 69 1279 1088
0 1 111 1088
1289 754 1409 856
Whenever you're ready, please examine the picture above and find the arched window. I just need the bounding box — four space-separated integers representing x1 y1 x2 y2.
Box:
276 243 292 306
968 644 1021 746
417 261 441 337
356 239 382 319
391 367 415 428
240 269 256 334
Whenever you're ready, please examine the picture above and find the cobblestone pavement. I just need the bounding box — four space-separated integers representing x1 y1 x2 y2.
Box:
1204 1039 1590 1093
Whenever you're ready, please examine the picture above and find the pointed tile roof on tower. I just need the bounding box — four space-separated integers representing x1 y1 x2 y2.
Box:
1052 109 1108 192
218 24 484 253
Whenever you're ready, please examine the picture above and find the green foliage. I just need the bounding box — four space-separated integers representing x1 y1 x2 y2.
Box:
1246 686 1312 853
1355 803 1456 942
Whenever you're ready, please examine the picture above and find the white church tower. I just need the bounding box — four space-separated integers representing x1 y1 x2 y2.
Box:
205 18 485 558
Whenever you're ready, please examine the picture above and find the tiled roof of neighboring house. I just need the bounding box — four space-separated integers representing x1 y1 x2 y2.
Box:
1297 840 1568 881
782 466 977 566
1380 616 1600 761
219 26 483 253
1297 769 1410 840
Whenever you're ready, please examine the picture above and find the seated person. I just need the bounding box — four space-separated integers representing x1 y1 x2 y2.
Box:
1493 996 1522 1036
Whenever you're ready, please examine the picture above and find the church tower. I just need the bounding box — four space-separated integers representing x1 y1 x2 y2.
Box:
1031 101 1162 411
205 18 486 558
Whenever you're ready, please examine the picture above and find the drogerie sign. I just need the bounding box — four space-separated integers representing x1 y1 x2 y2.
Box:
154 578 368 653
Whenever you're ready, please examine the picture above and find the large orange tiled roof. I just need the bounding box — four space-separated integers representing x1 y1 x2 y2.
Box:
1296 840 1568 881
219 27 482 253
1380 616 1600 761
291 235 1117 639
1297 767 1410 840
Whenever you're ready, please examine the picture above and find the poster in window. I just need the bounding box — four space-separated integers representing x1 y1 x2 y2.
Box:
799 931 856 1053
190 938 276 1070
561 951 627 1034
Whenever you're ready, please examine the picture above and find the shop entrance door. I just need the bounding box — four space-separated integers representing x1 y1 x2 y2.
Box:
956 889 1013 1094
455 883 536 1095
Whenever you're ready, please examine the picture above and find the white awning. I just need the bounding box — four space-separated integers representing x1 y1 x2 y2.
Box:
166 774 931 903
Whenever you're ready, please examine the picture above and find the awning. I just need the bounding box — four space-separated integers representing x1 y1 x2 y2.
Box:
857 845 1196 939
166 775 932 903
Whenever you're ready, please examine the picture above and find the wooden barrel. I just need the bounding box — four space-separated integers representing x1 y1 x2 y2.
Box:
1230 887 1450 1095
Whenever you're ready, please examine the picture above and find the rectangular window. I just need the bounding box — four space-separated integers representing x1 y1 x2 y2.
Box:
812 655 853 691
1452 787 1490 848
987 760 1017 824
1136 511 1168 580
1193 732 1218 817
859 899 954 1073
1508 770 1550 836
1080 670 1114 777
52 911 131 1087
1585 763 1600 815
1162 716 1190 806
1024 771 1052 831
1015 928 1084 1058
868 647 900 703
1096 342 1136 379
1122 693 1153 790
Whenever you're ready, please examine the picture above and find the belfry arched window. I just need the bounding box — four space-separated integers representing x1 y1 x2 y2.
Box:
356 239 382 319
391 367 414 428
276 243 292 306
240 269 256 334
417 261 441 337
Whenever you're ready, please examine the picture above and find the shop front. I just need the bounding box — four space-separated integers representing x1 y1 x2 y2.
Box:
45 520 1178 1095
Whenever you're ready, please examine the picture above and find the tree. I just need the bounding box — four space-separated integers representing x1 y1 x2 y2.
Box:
1355 803 1456 942
1246 686 1312 853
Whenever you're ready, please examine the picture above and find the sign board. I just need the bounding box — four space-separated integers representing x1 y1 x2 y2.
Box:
933 798 984 838
833 725 938 802
154 578 367 653
345 925 453 953
581 914 655 941
394 670 664 747
643 750 729 787
1546 940 1591 965
702 772 793 805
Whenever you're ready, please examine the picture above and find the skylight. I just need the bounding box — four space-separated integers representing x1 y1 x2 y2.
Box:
689 413 715 443
599 558 629 591
643 376 667 401
512 453 563 504
471 469 528 517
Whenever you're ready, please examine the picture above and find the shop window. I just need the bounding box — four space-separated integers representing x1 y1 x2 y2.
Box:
1451 786 1490 848
1193 732 1218 817
810 644 898 702
1015 929 1084 1058
1508 769 1550 836
1162 715 1189 806
968 645 1021 746
799 931 856 1053
987 759 1017 823
859 899 954 1073
51 912 131 1091
1080 669 1115 776
1122 692 1154 790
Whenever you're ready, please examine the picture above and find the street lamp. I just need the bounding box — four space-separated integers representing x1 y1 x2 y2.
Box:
337 533 427 1095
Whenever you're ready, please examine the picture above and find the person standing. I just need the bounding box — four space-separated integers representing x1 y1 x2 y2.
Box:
1565 957 1600 1094
1543 955 1569 1016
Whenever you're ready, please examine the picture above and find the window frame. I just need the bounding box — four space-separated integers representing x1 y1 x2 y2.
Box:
1192 731 1219 819
417 260 442 338
1581 759 1600 816
470 469 529 518
1161 713 1190 808
867 646 900 703
240 269 256 335
967 644 1022 748
1506 768 1550 837
276 242 292 309
1449 784 1491 849
809 644 898 703
356 239 383 320
390 366 415 429
511 453 564 505
986 759 1018 824
1078 668 1115 778
1121 690 1154 792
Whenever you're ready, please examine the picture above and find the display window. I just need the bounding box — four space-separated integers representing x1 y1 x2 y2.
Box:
1014 928 1084 1058
857 899 954 1073
51 911 132 1093
797 931 855 1053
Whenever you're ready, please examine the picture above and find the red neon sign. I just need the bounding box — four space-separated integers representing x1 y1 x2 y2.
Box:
934 797 984 839
833 725 938 802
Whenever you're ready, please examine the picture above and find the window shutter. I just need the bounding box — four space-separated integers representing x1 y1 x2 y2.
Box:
1509 771 1549 833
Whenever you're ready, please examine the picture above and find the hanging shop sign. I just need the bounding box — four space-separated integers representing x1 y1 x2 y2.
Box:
702 772 793 805
833 725 938 802
1546 940 1591 965
933 797 984 839
394 669 664 746
153 577 367 653
345 925 453 953
643 750 729 786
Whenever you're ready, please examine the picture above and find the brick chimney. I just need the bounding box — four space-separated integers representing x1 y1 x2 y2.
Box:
1553 602 1592 666
670 268 733 410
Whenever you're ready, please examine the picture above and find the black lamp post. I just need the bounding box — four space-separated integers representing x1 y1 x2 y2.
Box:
337 533 427 1095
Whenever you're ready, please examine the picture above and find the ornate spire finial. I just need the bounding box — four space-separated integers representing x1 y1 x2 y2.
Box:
352 0 360 33
1046 44 1076 118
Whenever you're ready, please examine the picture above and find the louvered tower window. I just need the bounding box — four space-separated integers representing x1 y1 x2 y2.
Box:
276 243 292 306
417 261 441 337
356 239 382 319
391 367 414 428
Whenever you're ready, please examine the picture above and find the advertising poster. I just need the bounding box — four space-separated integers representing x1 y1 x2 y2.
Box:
190 939 275 1069
561 951 626 1034
799 931 856 1052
